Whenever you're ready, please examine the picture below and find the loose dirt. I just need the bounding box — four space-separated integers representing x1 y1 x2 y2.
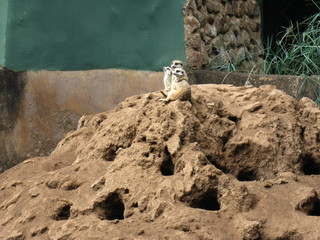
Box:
0 84 320 240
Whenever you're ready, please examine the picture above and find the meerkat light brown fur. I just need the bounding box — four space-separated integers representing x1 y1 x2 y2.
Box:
162 60 184 91
160 67 191 102
171 60 183 70
163 66 172 91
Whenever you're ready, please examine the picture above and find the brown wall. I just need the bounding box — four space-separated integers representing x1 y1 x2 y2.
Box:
0 69 163 172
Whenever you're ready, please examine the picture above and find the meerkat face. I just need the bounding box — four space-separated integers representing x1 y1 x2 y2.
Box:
172 67 186 78
171 60 183 69
163 66 172 75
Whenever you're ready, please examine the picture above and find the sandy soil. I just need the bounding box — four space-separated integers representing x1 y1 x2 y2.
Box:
0 84 320 240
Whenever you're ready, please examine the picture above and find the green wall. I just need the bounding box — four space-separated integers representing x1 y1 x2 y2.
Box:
0 0 8 66
3 0 186 71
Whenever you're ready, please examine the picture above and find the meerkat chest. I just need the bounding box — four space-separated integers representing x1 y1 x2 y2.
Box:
176 80 190 89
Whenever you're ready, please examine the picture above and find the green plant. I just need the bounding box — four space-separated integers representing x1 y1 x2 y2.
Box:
264 11 320 76
263 3 320 106
209 4 320 106
209 48 256 73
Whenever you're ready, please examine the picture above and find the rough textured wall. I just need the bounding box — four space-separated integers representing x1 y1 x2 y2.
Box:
0 69 163 173
4 0 185 71
0 70 25 172
0 0 8 65
184 0 263 71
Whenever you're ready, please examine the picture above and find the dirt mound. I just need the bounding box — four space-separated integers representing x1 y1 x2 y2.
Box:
0 84 319 240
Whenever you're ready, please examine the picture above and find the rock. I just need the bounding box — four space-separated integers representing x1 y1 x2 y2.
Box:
207 0 223 13
235 217 262 240
232 1 246 18
185 33 202 50
223 30 237 48
186 48 205 69
240 29 251 46
204 23 217 37
247 0 260 17
184 15 201 35
184 0 262 71
0 85 319 239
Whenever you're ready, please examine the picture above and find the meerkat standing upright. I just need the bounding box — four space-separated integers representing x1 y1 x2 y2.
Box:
162 60 184 91
163 66 172 91
160 67 191 102
171 60 183 70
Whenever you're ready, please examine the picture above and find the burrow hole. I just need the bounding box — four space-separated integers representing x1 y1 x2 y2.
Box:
237 169 258 181
160 146 174 176
189 189 220 211
206 155 227 173
307 199 320 216
53 204 72 221
300 126 306 139
233 143 250 155
63 182 82 191
228 116 239 124
102 147 117 162
301 154 320 175
94 192 125 220
299 196 320 216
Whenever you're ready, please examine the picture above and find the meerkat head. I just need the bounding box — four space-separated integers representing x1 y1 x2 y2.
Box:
163 66 172 75
171 60 183 69
172 67 186 78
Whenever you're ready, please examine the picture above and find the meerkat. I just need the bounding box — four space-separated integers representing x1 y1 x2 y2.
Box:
160 67 191 102
162 60 184 91
171 60 183 70
163 66 172 91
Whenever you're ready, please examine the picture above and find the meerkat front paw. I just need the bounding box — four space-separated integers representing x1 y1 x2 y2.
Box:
159 98 168 102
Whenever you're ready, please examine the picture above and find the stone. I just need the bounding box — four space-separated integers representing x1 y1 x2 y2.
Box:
240 15 251 32
247 0 260 17
186 48 205 69
193 9 206 26
204 23 217 37
235 217 262 240
186 33 202 50
235 47 248 62
249 19 261 32
232 1 246 18
211 36 223 47
183 0 263 70
241 29 251 46
195 0 203 7
207 0 223 13
229 17 240 34
223 30 237 48
184 15 201 34
207 14 215 24
225 1 233 16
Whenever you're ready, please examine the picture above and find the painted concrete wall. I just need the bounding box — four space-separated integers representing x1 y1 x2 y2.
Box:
0 0 8 65
0 68 163 172
3 0 186 71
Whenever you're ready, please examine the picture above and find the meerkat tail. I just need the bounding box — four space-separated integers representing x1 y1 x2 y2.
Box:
160 90 167 97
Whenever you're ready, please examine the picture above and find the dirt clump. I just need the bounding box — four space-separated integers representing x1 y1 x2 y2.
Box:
0 84 319 240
